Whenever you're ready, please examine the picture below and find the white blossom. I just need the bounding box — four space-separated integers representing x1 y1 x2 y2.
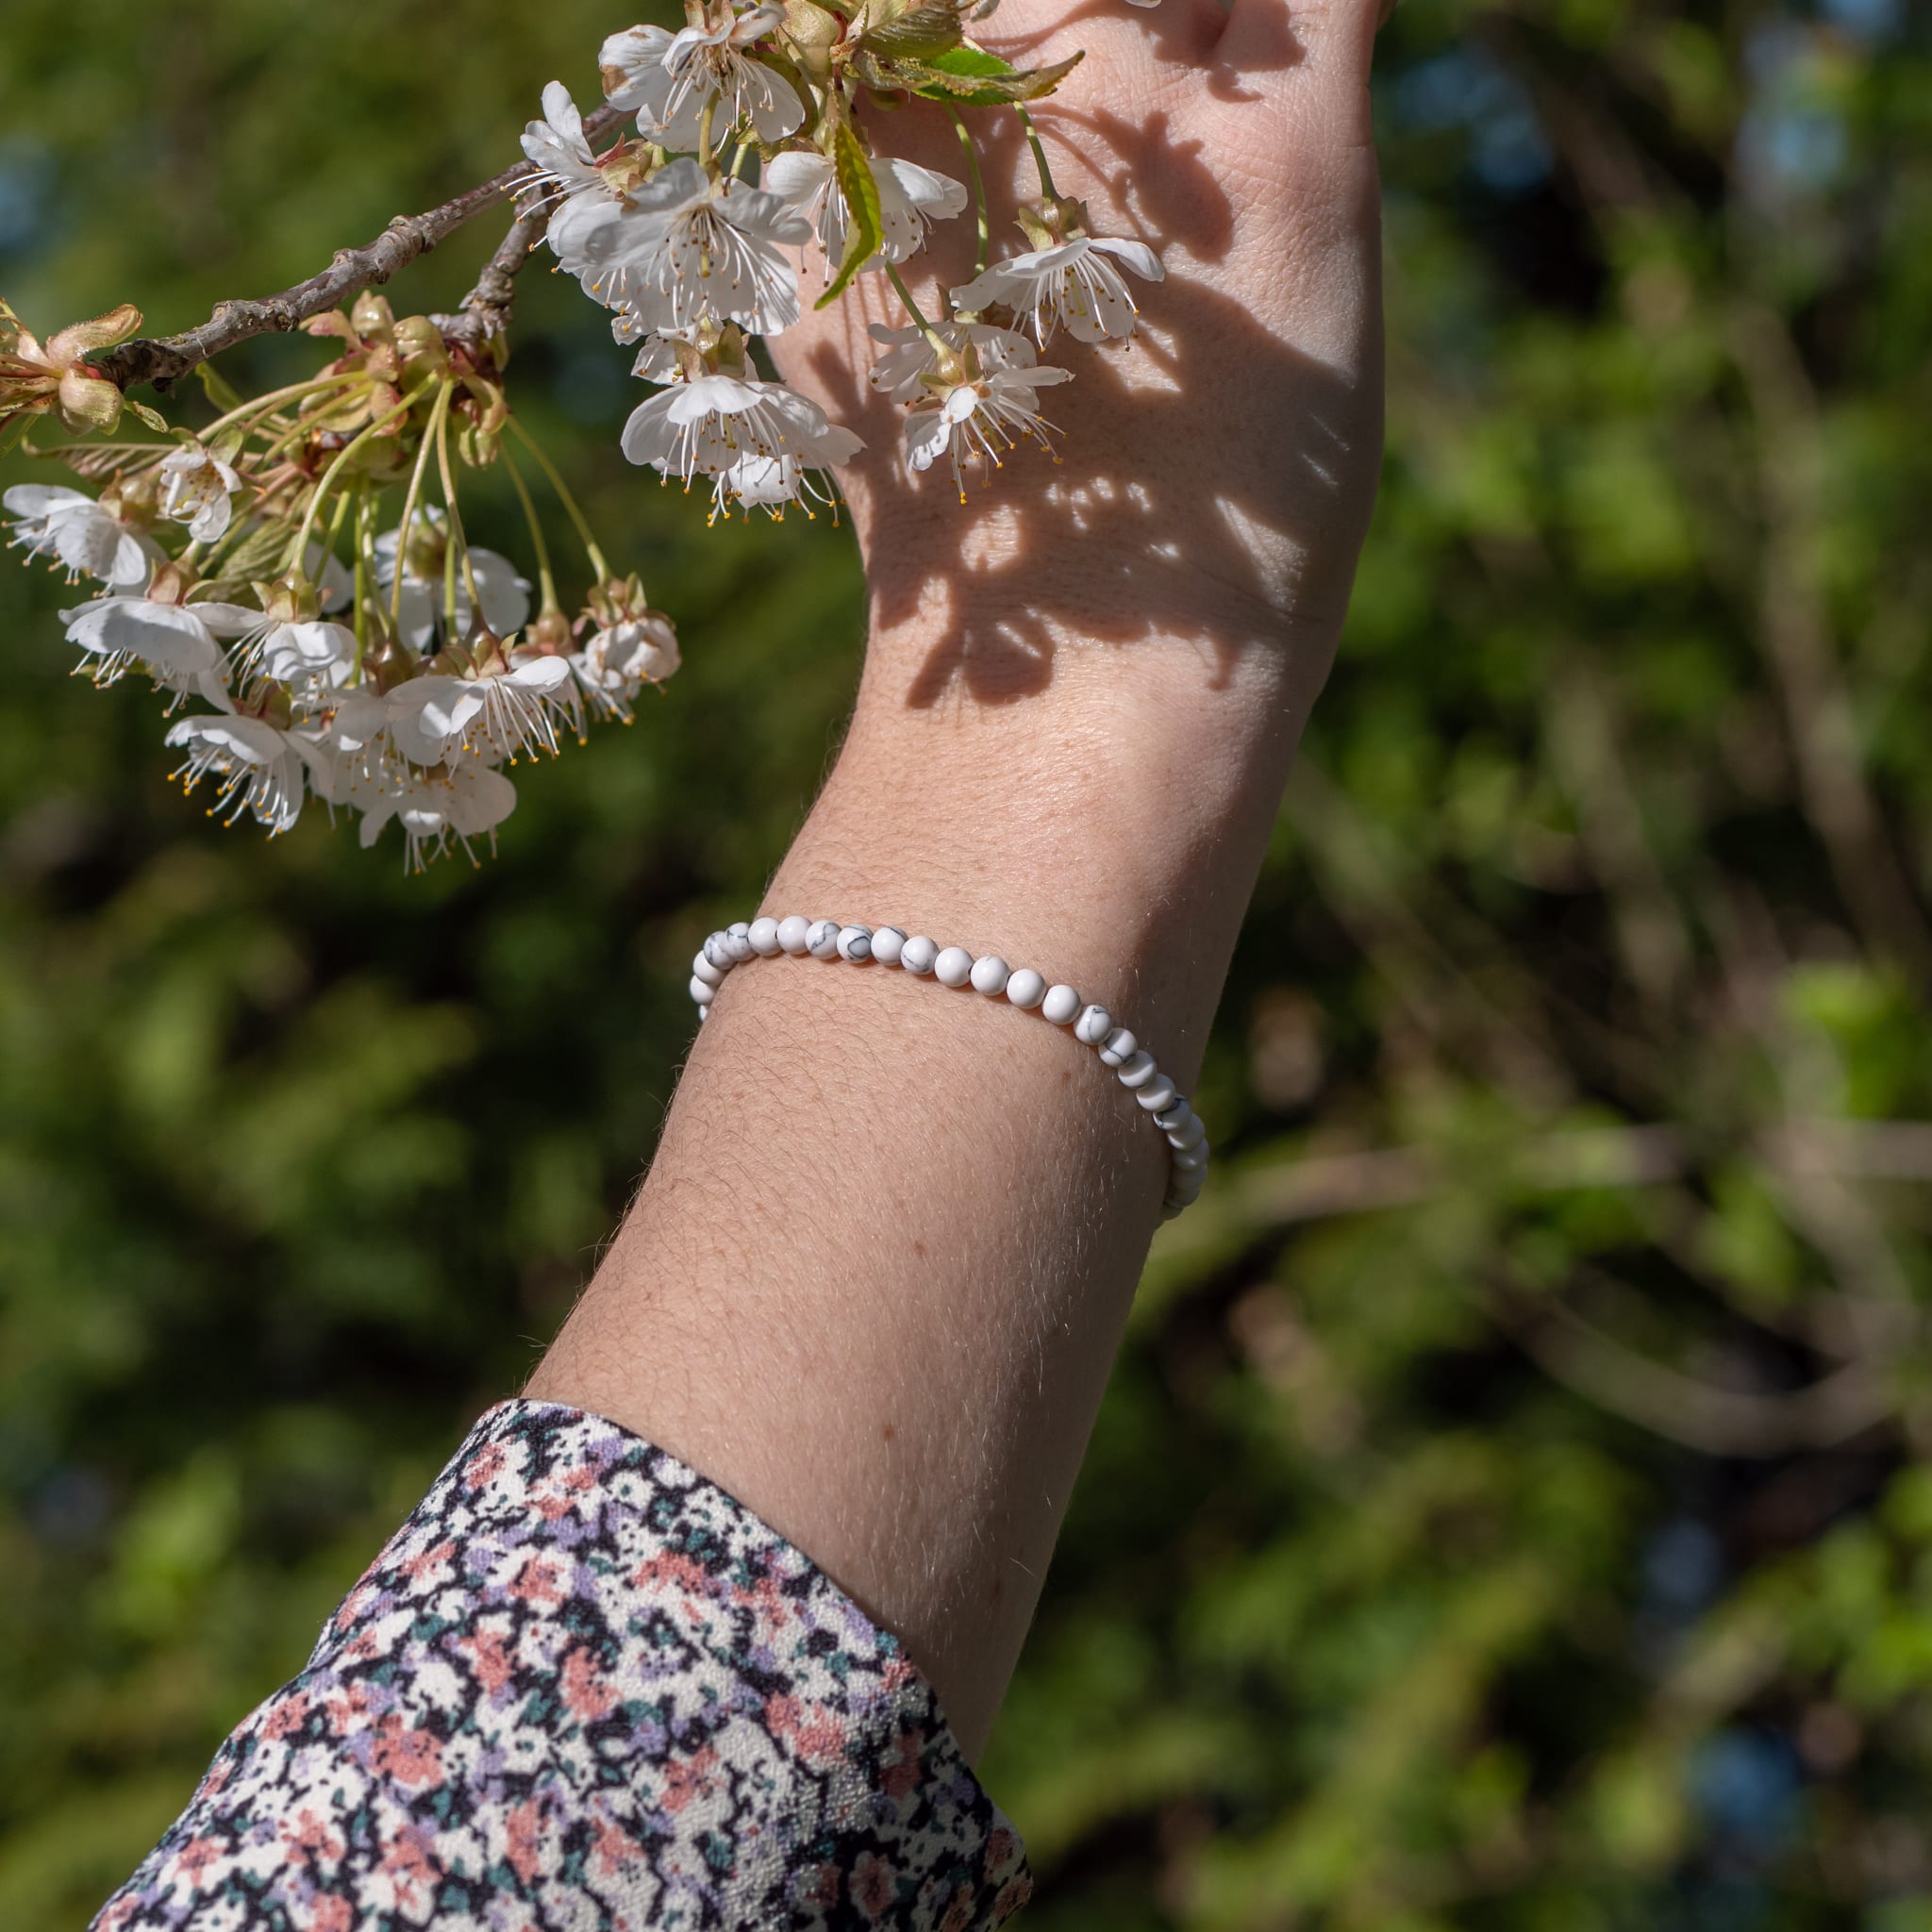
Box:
165 710 312 833
61 591 256 698
866 319 1034 404
575 613 681 720
403 656 581 765
620 366 861 514
5 484 153 586
549 161 808 338
373 512 532 652
951 235 1164 344
904 360 1073 497
342 757 520 872
236 616 358 694
765 149 967 271
157 444 244 542
520 81 608 205
600 4 802 150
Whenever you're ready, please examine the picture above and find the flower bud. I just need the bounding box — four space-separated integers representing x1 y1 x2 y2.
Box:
525 606 575 656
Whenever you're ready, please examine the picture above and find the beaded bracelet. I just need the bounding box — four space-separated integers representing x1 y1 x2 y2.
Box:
688 916 1210 1218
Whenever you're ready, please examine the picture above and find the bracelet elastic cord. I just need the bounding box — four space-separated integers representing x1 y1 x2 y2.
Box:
689 917 1210 1218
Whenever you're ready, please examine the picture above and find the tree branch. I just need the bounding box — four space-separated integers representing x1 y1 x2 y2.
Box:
91 106 625 396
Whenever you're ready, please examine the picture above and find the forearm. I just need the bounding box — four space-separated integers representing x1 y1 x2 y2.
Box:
526 585 1338 1758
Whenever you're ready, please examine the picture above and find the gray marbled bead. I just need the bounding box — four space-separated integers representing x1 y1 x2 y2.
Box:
724 927 755 963
1155 1099 1192 1134
1116 1050 1158 1089
704 932 734 971
971 956 1010 996
837 924 874 962
1099 1026 1138 1068
872 926 907 967
1074 1004 1112 1046
1041 984 1081 1025
807 920 842 959
901 935 938 975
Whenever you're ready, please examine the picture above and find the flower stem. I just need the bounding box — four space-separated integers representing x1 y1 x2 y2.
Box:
284 382 430 575
352 484 373 669
503 445 558 614
391 384 452 630
1016 107 1058 201
946 107 991 281
507 417 611 583
697 96 718 173
884 261 951 357
204 370 360 443
433 398 489 637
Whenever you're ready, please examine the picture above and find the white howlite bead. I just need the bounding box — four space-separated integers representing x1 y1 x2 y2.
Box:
1171 1143 1208 1173
808 920 842 959
971 956 1010 996
1168 1171 1206 1206
872 926 907 967
1006 969 1046 1009
724 929 755 964
1136 1074 1178 1114
901 935 938 975
748 917 782 956
1074 1005 1112 1046
1166 1113 1206 1151
692 951 724 988
1116 1050 1158 1088
1155 1099 1192 1133
1041 984 1081 1025
934 945 974 988
1099 1026 1138 1068
689 974 717 1006
837 925 874 962
776 915 811 956
704 933 734 971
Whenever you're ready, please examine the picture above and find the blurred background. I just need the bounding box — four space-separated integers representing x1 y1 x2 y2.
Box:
4 0 1931 1924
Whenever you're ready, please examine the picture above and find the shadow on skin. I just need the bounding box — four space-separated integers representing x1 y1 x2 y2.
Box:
789 58 1379 716
1000 0 1306 103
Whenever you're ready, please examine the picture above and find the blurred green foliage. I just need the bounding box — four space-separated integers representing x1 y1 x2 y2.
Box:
4 0 1932 1924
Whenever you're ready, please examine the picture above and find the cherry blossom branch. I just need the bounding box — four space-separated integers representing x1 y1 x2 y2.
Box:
91 106 625 397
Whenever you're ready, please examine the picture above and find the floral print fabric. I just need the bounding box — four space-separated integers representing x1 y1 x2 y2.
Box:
94 1399 1031 1930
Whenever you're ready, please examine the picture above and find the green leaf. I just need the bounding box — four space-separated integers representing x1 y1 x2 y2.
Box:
195 361 247 412
858 0 966 59
815 124 884 310
924 42 1009 76
909 45 1080 106
124 399 171 433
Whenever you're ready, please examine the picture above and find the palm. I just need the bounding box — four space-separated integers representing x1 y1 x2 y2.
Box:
770 0 1387 706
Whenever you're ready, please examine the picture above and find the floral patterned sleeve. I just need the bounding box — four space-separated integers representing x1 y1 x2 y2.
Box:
92 1399 1031 1931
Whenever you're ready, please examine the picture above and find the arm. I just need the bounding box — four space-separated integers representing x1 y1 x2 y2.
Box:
525 0 1389 1758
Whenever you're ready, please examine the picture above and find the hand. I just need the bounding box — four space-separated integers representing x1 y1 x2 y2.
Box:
772 0 1388 717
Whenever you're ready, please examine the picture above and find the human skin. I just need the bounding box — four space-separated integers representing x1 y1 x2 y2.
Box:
525 0 1388 1759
